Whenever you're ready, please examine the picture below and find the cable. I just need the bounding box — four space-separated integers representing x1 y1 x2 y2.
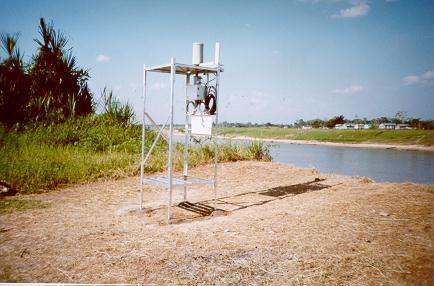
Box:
205 86 217 115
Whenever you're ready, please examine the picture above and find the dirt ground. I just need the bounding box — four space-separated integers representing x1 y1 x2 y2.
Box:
0 161 433 285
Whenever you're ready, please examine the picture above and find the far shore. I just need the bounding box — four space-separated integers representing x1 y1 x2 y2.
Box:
172 130 434 152
220 134 434 152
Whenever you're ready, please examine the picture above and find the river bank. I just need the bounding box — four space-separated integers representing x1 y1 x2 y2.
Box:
1 161 433 284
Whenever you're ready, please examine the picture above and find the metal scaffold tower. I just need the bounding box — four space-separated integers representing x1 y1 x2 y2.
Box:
140 43 223 223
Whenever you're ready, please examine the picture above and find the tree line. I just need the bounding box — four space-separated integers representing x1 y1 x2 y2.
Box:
221 113 434 130
293 115 434 129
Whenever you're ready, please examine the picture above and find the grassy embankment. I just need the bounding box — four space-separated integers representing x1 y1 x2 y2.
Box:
0 199 49 215
0 117 270 197
220 127 434 146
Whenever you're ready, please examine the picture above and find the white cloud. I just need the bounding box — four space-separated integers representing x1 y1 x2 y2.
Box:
96 54 110 63
332 1 370 18
402 75 420 86
297 0 371 18
333 85 366 94
422 70 434 80
402 70 434 86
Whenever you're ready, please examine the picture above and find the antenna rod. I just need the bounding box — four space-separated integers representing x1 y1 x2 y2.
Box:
214 42 221 65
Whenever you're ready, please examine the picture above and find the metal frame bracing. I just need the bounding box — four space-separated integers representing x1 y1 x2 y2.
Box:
140 55 223 224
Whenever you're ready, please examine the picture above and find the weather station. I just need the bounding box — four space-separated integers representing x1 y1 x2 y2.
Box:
139 42 223 223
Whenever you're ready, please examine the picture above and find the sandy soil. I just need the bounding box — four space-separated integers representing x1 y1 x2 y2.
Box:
220 134 434 152
0 161 433 285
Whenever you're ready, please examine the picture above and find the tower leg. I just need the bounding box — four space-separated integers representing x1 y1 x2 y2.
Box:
140 66 147 210
183 74 190 201
167 57 176 223
213 68 221 209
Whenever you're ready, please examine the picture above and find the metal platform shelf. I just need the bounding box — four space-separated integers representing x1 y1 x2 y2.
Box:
146 62 223 75
140 42 223 223
143 175 213 188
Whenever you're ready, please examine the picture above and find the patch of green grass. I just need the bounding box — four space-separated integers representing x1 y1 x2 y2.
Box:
0 199 49 214
0 265 15 282
0 116 270 194
220 127 434 146
247 141 272 160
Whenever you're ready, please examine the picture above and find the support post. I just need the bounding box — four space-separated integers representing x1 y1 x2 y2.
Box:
167 57 176 223
213 67 221 208
183 74 190 201
140 65 147 210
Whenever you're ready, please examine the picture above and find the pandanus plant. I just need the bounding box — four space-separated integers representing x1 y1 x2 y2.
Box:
0 33 29 126
29 18 93 122
1 18 93 126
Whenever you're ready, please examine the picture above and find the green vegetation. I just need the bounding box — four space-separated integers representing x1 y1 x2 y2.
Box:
0 199 49 214
99 86 134 123
0 117 271 194
220 127 434 146
1 18 92 127
247 141 272 160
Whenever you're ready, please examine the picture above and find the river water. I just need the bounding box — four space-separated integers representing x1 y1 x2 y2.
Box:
268 142 434 184
174 136 434 184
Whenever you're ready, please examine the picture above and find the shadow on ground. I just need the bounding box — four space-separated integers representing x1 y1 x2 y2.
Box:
161 178 332 224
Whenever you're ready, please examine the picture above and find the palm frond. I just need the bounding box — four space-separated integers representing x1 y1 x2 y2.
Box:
0 33 19 57
50 28 68 56
63 52 77 72
36 18 52 48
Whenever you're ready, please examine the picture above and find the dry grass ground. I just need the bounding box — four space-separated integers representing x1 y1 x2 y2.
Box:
0 161 433 285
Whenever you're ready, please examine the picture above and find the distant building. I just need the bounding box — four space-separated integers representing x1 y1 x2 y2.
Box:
378 123 412 130
396 124 412 130
335 124 349 129
301 125 312 129
335 124 348 129
335 123 370 130
379 123 396 130
355 124 371 129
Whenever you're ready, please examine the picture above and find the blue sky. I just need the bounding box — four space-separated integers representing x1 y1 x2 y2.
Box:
1 0 433 123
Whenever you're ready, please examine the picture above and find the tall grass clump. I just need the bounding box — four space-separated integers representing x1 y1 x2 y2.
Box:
180 141 271 170
99 86 134 125
247 141 271 160
0 117 142 192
